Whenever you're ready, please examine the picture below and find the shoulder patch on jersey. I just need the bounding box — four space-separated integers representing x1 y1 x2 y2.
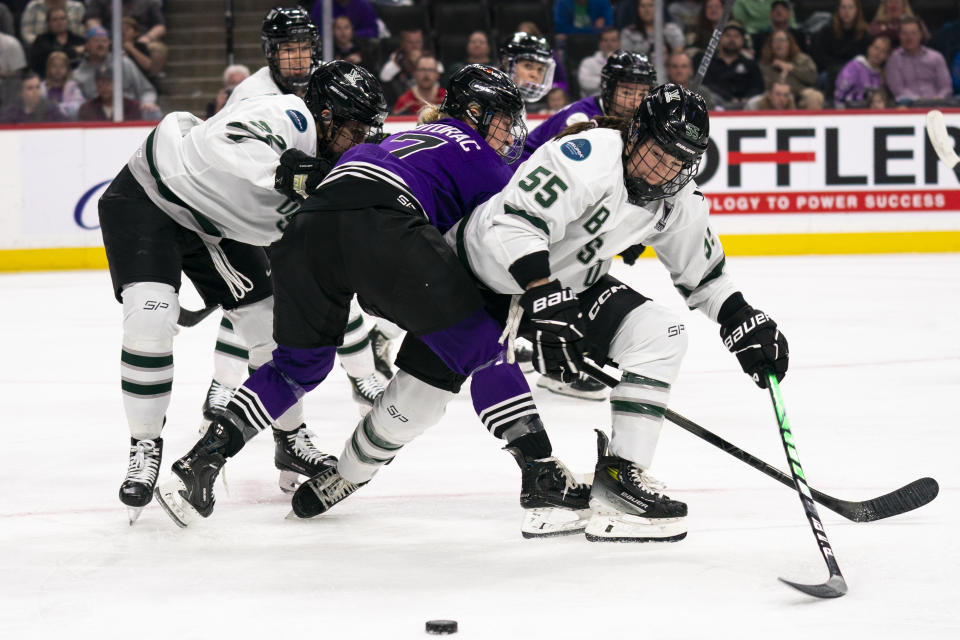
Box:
565 111 590 126
286 109 308 133
561 138 591 161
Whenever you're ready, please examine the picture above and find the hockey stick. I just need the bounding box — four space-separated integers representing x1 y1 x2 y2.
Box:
690 0 736 91
925 110 960 181
578 360 939 522
177 304 219 327
765 373 847 598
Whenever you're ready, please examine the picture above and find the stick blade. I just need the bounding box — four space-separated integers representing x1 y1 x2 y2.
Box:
850 477 939 522
779 574 848 599
925 110 960 169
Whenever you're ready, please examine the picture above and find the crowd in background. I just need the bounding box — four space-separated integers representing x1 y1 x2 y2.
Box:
1 0 958 124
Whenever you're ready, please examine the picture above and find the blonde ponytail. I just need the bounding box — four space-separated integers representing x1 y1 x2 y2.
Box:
418 105 448 125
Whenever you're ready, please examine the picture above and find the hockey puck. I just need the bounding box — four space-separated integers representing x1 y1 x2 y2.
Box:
425 619 457 634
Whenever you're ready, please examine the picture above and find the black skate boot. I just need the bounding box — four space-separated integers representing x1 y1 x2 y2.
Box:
585 430 687 542
154 420 234 528
347 371 385 415
506 447 592 538
119 437 163 524
273 425 338 494
290 465 367 519
514 342 534 373
200 379 234 433
368 327 394 380
536 371 607 401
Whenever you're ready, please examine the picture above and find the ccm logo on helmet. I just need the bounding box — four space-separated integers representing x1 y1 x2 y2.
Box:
722 311 771 349
532 289 577 313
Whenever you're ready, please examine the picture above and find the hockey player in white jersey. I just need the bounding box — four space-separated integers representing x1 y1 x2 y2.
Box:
448 84 790 542
100 62 387 522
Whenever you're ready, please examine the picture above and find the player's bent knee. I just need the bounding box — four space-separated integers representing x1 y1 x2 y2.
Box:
121 282 179 349
371 370 456 442
225 296 275 368
610 304 689 385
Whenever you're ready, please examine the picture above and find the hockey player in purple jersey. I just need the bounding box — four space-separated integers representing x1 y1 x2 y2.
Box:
519 50 656 400
155 65 593 538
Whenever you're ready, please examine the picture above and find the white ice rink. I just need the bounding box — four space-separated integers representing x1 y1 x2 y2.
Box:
1 254 958 639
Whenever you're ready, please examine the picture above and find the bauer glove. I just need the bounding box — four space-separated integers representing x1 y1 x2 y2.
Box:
274 149 334 201
519 281 586 382
719 297 789 389
620 243 647 266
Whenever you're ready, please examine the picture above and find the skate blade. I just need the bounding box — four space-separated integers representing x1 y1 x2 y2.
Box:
535 376 607 401
127 507 145 525
584 512 687 543
154 477 199 529
521 507 591 539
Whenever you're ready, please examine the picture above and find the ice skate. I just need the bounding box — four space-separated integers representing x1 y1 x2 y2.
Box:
274 425 338 494
199 379 234 434
506 447 592 538
119 437 163 524
368 327 394 380
585 430 687 542
290 465 366 519
155 421 231 528
514 343 535 373
347 371 385 416
536 371 607 401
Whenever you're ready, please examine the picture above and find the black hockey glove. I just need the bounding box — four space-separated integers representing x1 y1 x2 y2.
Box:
274 149 334 201
620 243 647 266
519 281 586 382
719 300 789 389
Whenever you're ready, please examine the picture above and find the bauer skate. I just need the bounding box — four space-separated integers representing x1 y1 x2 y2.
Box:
536 371 608 401
585 430 687 542
506 447 592 538
155 420 231 528
274 425 338 494
347 371 385 416
200 379 234 434
289 465 366 519
119 437 163 524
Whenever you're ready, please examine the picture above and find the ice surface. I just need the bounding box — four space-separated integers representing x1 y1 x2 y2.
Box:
1 255 957 639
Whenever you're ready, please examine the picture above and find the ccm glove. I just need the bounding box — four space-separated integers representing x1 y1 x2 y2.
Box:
719 300 789 389
519 280 586 382
274 149 334 201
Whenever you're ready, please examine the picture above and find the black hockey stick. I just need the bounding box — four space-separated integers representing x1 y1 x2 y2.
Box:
690 0 736 91
765 373 847 598
177 304 219 327
578 360 939 523
925 110 960 181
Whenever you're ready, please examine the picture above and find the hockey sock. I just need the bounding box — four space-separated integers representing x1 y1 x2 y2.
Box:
609 371 672 469
471 359 542 442
212 314 249 388
507 428 552 460
337 311 375 378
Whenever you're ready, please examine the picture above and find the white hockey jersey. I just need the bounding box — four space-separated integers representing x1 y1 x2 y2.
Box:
448 127 738 321
127 93 317 247
224 67 282 108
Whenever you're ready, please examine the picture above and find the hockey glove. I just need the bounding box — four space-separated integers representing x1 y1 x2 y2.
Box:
519 281 586 382
274 149 334 201
620 243 647 266
719 302 789 389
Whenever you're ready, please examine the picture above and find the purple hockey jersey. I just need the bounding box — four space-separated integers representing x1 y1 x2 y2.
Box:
520 96 603 164
333 118 513 233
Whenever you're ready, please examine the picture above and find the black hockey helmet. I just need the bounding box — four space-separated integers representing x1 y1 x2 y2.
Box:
624 83 710 205
305 61 387 158
440 64 528 164
261 6 321 94
499 32 555 102
600 50 657 117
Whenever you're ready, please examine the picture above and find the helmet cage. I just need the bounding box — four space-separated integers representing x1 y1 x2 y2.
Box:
600 51 656 117
262 9 321 94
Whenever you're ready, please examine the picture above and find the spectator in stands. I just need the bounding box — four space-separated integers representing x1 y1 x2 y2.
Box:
0 4 15 36
868 0 928 48
0 70 63 122
732 0 782 36
749 78 795 110
333 16 362 65
78 63 142 121
445 30 493 82
752 1 807 55
620 0 685 59
931 10 960 96
866 86 894 109
84 0 167 77
42 50 82 117
205 63 249 118
577 26 619 97
20 1 86 47
380 29 428 106
810 0 871 98
0 27 27 109
758 29 823 109
553 0 614 36
833 33 891 105
687 0 724 54
28 6 84 75
668 0 701 34
74 26 160 118
122 17 153 78
313 0 378 40
885 16 953 104
539 87 571 114
392 52 443 116
696 20 763 110
666 50 717 109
